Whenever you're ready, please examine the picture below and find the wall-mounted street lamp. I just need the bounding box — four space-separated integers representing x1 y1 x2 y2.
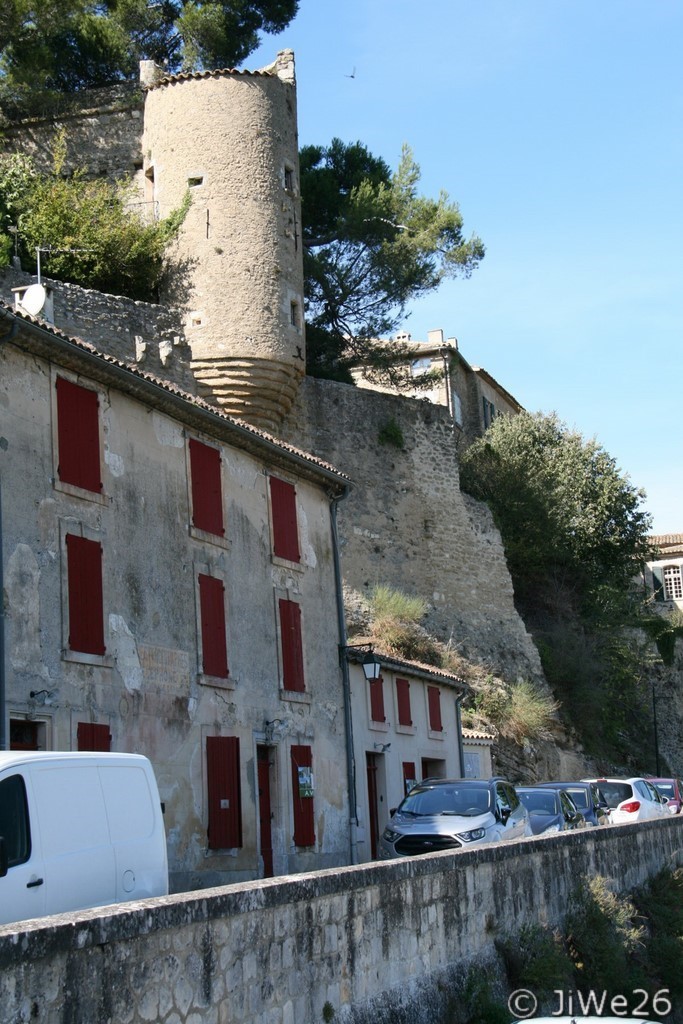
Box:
343 644 382 682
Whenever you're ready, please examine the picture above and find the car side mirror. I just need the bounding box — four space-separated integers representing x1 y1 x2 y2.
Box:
389 808 397 817
0 837 8 878
499 807 511 823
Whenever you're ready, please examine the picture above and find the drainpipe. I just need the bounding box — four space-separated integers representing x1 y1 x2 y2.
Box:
329 484 359 864
454 695 465 778
0 476 5 751
0 313 16 751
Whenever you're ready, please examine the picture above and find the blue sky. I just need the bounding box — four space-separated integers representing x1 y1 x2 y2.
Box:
249 2 682 535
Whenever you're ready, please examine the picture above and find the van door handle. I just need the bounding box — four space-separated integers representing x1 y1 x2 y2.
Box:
26 877 44 888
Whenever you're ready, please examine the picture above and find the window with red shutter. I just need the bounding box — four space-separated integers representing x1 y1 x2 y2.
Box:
427 686 443 732
56 377 102 493
402 761 417 796
66 534 105 655
206 736 242 849
290 744 315 846
189 439 224 537
369 675 386 723
198 574 229 678
396 677 412 726
77 722 111 751
269 476 300 562
279 598 305 692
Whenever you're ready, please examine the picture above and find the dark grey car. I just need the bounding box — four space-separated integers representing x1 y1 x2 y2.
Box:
517 786 586 835
531 781 609 827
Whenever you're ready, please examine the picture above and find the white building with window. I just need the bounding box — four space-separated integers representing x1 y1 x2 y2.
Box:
346 649 468 863
643 534 683 612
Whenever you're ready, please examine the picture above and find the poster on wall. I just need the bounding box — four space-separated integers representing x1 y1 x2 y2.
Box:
298 766 314 798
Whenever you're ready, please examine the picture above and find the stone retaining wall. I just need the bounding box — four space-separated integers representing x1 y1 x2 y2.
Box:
1 818 681 1024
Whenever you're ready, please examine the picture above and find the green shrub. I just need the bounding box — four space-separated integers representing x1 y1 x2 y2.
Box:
369 584 426 624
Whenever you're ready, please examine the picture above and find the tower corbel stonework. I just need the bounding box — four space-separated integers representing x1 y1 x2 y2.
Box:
141 51 305 433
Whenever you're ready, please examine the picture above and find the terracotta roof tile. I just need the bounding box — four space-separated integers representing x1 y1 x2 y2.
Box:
1 302 349 486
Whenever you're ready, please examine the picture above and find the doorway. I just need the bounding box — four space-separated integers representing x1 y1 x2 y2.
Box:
366 752 381 859
257 745 274 878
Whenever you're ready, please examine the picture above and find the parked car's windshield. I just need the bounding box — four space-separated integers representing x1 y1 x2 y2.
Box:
654 782 674 798
563 787 589 809
398 785 492 817
596 782 632 808
519 790 557 815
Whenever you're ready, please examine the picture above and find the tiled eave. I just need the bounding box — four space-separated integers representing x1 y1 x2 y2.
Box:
0 304 350 495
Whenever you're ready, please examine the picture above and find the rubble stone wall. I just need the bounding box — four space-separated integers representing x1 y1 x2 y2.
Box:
1 819 681 1024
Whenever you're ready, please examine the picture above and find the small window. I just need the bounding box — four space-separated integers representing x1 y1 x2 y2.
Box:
66 533 105 655
198 574 229 679
396 678 412 726
189 438 225 537
56 377 102 493
402 762 417 796
269 476 301 563
284 166 294 192
0 775 31 866
188 176 204 188
663 565 683 601
369 675 386 723
290 301 300 329
290 744 315 846
77 722 112 751
279 598 305 692
427 686 443 733
206 736 242 849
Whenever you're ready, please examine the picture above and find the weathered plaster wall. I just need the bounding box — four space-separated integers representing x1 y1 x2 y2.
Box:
283 379 544 685
1 340 350 889
1 819 681 1024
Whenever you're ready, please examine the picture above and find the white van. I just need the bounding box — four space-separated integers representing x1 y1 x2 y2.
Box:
0 751 169 926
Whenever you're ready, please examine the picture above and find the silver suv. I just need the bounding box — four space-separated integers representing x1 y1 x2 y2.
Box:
378 777 530 859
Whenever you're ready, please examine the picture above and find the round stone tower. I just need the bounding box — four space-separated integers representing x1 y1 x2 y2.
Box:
141 52 305 432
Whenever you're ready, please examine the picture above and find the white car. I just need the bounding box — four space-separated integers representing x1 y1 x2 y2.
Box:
582 777 669 824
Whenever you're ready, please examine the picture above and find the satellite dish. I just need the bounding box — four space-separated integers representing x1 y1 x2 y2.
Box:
19 283 46 317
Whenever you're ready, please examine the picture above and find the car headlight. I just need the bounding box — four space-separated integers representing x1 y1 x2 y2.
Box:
382 828 401 842
456 827 486 842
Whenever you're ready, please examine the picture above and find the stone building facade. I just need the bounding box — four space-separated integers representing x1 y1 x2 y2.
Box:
1 306 352 889
352 328 523 450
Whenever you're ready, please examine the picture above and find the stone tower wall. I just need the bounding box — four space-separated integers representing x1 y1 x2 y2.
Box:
142 52 305 431
283 379 545 684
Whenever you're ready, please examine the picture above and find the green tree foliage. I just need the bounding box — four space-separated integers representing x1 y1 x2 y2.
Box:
460 411 655 759
0 148 189 301
460 411 652 609
300 138 485 383
0 1 298 101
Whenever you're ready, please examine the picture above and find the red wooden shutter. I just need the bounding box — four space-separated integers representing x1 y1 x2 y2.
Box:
66 534 105 655
369 675 386 723
428 686 443 732
396 678 412 726
279 598 304 691
269 477 300 562
77 722 111 751
290 744 315 846
56 377 102 493
206 736 242 849
198 574 229 678
402 762 417 795
189 439 224 536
